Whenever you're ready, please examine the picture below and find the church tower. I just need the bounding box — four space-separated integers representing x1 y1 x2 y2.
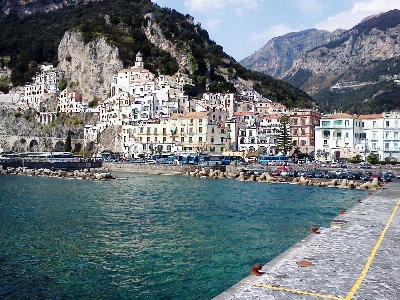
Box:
134 52 144 68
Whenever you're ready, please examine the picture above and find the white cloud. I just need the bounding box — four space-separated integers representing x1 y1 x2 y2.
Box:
315 0 400 31
184 0 259 13
183 0 225 13
296 0 323 12
250 23 297 42
204 19 222 32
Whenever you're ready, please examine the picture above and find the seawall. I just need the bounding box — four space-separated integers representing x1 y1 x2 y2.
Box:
214 183 400 299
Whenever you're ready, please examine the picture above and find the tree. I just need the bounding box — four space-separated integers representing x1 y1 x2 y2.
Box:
65 130 72 152
275 115 293 155
367 153 379 164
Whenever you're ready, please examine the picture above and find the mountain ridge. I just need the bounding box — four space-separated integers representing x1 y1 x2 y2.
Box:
241 9 400 114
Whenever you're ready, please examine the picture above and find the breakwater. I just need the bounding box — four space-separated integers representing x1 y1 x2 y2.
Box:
104 162 383 190
0 166 116 180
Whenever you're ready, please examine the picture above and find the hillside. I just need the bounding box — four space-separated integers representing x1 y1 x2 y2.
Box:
0 0 313 108
259 10 400 114
240 29 330 77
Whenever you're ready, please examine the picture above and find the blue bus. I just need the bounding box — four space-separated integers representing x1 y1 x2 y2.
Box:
258 155 289 165
221 155 243 165
198 155 223 166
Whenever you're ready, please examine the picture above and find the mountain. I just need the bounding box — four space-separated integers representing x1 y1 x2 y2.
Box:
242 9 400 114
0 0 102 20
0 0 313 109
240 29 330 77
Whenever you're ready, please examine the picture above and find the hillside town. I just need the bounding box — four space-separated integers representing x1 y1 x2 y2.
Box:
1 52 400 163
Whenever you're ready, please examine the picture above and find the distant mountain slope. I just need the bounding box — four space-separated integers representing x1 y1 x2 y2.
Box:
240 29 330 77
243 9 400 114
0 0 102 19
0 0 314 108
281 9 400 114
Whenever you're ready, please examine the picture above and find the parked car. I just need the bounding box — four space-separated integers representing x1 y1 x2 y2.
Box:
287 170 299 177
396 173 400 179
360 171 372 181
370 174 382 181
382 173 392 182
347 172 361 180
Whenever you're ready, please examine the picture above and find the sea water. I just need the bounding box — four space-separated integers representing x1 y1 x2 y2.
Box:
0 173 366 299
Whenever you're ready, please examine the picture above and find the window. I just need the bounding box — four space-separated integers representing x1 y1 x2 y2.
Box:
154 137 157 142
301 140 306 146
220 147 224 152
147 137 150 142
220 137 224 143
372 132 377 140
293 119 298 125
323 130 330 138
346 132 349 138
189 119 193 124
372 143 376 150
140 137 143 142
181 137 184 142
140 128 144 133
395 132 399 139
323 140 327 145
221 129 225 133
394 143 398 150
385 143 389 150
345 120 349 127
249 131 253 137
154 128 157 134
373 121 377 128
333 120 343 126
211 137 214 143
301 129 306 136
199 127 203 133
147 127 150 134
189 137 192 143
293 129 298 136
163 137 166 142
199 119 202 124
322 121 330 127
211 128 214 133
199 137 203 142
210 147 215 152
337 132 342 139
301 119 305 125
385 131 390 139
386 121 389 127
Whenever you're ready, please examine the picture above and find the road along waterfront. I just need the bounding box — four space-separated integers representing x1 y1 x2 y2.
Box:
0 172 366 299
215 182 400 299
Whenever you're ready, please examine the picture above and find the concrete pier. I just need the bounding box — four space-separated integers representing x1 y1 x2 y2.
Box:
215 183 400 299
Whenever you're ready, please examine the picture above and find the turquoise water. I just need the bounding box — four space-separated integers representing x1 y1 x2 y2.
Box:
0 173 366 299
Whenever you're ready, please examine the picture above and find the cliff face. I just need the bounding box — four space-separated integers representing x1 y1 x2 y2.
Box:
0 0 101 19
58 31 123 102
240 29 330 77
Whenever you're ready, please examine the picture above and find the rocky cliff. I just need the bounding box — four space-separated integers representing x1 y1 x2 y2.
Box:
0 0 101 19
58 31 123 102
240 29 330 77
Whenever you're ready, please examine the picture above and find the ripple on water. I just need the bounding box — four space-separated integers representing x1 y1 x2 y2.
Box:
0 173 366 299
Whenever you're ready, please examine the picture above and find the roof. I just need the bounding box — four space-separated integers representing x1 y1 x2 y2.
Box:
233 111 253 116
170 112 208 119
323 113 356 119
358 114 383 119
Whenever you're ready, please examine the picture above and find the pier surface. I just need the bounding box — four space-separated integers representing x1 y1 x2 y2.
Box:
215 183 400 300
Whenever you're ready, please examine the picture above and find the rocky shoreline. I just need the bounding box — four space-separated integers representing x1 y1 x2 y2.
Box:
104 163 383 190
0 166 117 180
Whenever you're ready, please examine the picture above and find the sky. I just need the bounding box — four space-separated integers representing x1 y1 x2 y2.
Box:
151 0 400 61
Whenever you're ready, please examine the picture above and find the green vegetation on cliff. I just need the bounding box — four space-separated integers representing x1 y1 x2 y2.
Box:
0 0 313 108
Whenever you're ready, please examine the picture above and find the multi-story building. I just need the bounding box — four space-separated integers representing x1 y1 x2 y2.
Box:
58 88 83 113
315 113 365 162
289 108 321 156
